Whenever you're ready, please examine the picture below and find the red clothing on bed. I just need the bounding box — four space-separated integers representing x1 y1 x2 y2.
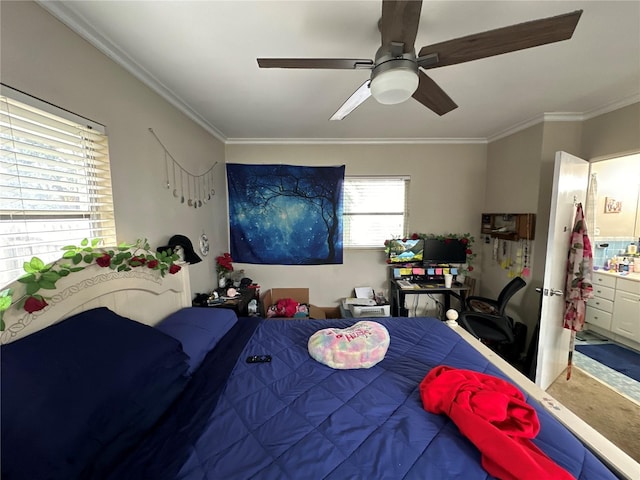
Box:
420 365 574 480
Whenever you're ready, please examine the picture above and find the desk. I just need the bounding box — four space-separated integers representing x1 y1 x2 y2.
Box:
389 279 470 318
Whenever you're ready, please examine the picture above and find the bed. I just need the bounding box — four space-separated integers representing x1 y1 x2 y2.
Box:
1 259 637 480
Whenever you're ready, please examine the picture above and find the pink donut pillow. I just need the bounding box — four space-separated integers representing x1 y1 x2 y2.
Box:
308 321 390 369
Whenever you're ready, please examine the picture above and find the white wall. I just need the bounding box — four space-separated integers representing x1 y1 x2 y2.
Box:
484 106 639 353
1 1 227 295
226 143 487 306
483 124 545 330
3 1 638 312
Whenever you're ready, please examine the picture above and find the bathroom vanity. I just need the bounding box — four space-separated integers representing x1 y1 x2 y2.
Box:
586 269 640 350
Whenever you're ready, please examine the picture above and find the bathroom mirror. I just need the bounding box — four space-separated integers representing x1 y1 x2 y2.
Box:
589 153 640 241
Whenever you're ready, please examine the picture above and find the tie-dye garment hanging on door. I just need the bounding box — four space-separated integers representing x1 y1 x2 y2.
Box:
226 164 345 265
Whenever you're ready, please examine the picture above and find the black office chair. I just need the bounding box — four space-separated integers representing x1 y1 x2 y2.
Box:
457 311 516 345
457 311 526 365
458 277 527 366
465 277 526 316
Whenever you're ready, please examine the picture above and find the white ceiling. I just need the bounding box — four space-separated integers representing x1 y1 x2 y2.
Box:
41 1 640 143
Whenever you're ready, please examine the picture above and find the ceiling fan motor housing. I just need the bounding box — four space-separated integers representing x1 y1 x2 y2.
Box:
370 47 419 105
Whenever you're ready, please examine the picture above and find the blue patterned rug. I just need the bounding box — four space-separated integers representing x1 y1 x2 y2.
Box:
575 343 640 382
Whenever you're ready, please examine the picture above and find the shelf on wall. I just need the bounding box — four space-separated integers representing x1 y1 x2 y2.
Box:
481 213 536 241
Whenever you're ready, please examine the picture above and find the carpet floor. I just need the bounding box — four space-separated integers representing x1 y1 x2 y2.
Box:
575 343 640 382
547 367 640 463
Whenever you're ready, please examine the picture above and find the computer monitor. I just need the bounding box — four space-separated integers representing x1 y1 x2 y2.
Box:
423 238 467 264
387 238 424 264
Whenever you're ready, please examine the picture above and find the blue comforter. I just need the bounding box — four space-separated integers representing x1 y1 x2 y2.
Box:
111 317 616 480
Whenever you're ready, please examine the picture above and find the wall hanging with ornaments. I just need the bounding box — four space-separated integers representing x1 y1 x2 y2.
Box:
149 128 218 209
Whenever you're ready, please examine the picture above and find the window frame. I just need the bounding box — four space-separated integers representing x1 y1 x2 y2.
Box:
0 85 116 285
342 175 410 249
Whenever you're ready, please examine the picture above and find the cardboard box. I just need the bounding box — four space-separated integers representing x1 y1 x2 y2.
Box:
261 288 326 319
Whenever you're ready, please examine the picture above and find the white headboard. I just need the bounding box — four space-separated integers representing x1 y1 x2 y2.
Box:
1 262 192 345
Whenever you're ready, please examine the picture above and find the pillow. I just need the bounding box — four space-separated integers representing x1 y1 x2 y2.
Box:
0 307 190 480
156 307 238 374
308 321 390 369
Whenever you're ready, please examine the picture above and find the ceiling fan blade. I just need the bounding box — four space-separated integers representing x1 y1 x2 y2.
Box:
380 0 423 52
257 58 374 69
412 70 457 116
418 10 583 68
329 80 371 121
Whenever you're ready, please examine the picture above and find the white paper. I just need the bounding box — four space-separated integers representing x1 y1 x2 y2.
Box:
355 286 374 299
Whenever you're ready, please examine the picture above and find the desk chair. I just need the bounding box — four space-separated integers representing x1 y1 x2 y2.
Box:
465 277 526 316
457 311 516 345
457 311 526 365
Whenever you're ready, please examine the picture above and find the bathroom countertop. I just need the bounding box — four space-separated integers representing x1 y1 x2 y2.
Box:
592 268 640 283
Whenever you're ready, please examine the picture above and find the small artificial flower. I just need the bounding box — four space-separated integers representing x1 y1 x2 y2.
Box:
24 295 48 313
216 253 234 272
130 256 147 266
96 253 111 268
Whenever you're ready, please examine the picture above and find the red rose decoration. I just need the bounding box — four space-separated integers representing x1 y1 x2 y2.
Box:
466 249 473 254
460 238 469 245
411 233 419 240
384 239 389 246
96 253 111 268
169 264 181 274
147 259 159 269
216 253 234 272
468 266 474 272
130 256 147 265
444 238 452 244
24 296 48 313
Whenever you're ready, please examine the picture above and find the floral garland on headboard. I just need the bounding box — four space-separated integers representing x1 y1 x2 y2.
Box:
384 232 476 275
0 238 180 330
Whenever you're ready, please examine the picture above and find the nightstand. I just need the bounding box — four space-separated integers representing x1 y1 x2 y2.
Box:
193 288 254 316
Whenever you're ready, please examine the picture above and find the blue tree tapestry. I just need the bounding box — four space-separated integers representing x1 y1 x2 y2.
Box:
226 164 345 265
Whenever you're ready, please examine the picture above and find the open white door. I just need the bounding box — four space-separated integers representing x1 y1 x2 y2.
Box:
536 151 589 390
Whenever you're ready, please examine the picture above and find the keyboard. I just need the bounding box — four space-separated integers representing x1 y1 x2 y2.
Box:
396 279 416 289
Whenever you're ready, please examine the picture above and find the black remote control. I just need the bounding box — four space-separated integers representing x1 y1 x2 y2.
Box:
246 355 272 363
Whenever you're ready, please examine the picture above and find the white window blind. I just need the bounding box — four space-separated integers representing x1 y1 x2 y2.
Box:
343 176 409 247
0 89 116 285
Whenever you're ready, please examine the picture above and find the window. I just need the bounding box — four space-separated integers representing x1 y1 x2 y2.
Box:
0 87 116 285
343 176 409 247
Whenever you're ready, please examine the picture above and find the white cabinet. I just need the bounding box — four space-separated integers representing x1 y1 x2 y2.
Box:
586 274 616 330
611 278 640 341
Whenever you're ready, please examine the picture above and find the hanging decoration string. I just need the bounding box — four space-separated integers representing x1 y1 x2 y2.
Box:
148 128 218 209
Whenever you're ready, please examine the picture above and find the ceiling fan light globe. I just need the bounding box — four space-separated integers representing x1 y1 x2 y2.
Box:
370 69 418 105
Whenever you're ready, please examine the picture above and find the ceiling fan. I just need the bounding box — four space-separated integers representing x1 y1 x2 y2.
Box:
257 1 582 120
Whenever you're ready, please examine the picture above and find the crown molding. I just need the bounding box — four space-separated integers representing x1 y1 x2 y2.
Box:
224 137 487 145
36 0 228 143
488 95 640 143
581 94 640 120
487 114 548 142
36 1 639 147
